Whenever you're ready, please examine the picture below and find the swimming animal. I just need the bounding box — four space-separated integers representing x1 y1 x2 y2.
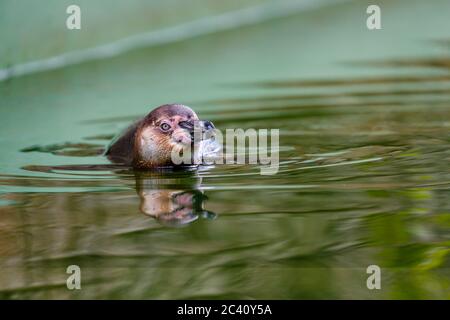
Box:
105 104 215 168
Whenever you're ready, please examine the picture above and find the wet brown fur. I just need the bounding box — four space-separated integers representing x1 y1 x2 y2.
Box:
105 104 198 168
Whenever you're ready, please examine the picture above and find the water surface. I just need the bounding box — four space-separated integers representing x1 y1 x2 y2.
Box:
0 0 449 299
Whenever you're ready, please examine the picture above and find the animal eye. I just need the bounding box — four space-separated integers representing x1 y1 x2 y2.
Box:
160 123 171 132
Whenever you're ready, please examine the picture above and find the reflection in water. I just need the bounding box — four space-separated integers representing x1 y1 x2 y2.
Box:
21 142 105 157
356 57 450 70
1 23 450 298
18 162 217 227
135 170 216 227
243 75 450 88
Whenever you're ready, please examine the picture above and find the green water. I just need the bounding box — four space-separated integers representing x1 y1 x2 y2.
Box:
0 0 449 299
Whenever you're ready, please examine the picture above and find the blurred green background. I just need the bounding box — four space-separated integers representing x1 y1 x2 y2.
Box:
0 0 296 69
0 0 449 299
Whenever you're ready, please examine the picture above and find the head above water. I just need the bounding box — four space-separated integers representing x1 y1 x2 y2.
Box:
105 104 215 169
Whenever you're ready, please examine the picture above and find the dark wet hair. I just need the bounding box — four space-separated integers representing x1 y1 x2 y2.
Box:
143 104 197 124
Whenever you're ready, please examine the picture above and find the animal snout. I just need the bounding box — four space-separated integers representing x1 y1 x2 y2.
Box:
202 120 215 131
